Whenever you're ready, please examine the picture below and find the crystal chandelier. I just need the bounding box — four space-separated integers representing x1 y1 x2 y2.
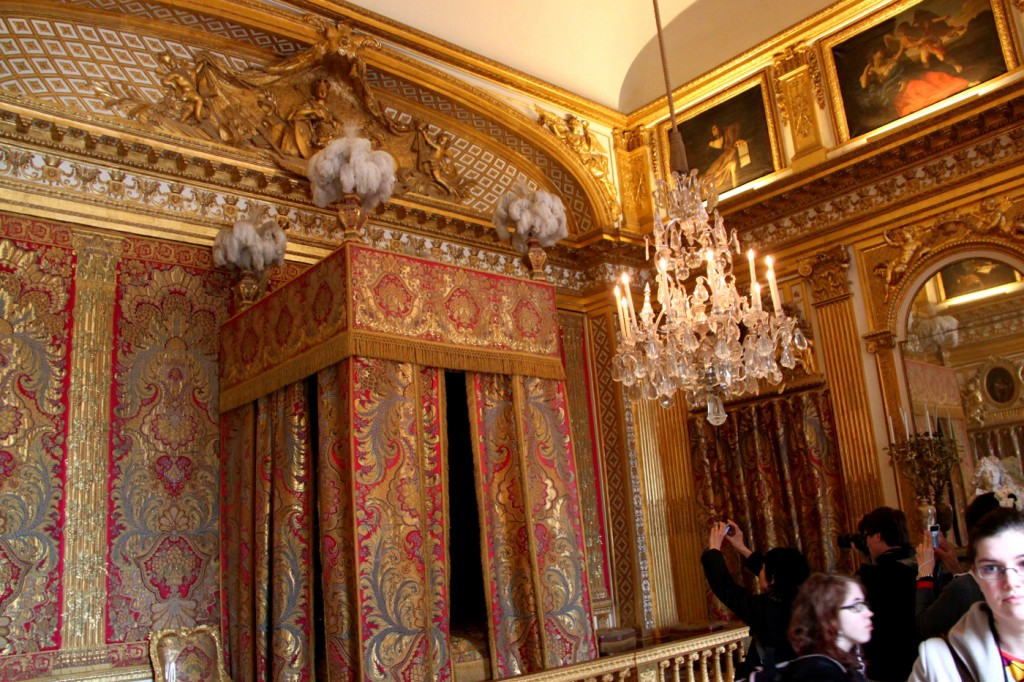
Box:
610 171 807 425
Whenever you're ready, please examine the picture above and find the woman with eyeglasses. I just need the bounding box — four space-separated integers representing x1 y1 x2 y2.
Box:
910 507 1024 681
778 573 871 681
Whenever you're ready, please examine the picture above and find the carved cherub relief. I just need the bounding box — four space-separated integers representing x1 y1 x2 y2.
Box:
98 16 476 204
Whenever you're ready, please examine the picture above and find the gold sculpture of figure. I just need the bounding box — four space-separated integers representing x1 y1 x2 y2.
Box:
158 52 206 125
413 123 461 196
882 224 929 287
155 52 241 144
282 78 339 159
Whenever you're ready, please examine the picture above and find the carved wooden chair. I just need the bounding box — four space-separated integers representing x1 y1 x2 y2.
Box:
149 624 231 682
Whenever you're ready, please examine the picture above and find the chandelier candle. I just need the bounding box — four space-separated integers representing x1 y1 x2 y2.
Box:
610 171 808 424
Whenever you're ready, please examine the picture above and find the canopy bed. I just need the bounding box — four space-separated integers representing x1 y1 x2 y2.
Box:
218 241 597 680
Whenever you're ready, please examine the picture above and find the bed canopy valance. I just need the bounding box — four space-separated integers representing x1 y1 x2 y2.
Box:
219 242 566 412
218 241 595 681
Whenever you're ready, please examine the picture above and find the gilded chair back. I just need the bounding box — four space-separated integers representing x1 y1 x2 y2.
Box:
149 624 231 682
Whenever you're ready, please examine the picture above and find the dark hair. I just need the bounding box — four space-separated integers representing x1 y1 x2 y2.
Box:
968 507 1024 563
764 548 811 600
788 573 863 670
858 506 910 547
965 493 1001 532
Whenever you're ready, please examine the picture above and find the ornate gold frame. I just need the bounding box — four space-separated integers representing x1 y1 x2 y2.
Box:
654 71 783 188
818 0 1022 144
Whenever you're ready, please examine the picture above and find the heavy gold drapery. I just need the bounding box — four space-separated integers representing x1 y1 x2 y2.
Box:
690 387 851 605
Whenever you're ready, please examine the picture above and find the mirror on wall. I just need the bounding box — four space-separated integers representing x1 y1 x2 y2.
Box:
901 256 1024 531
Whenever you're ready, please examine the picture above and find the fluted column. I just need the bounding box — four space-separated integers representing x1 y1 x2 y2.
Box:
62 233 121 667
632 398 717 632
799 245 883 522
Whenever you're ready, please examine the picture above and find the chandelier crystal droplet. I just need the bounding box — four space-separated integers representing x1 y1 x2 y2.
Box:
611 171 808 425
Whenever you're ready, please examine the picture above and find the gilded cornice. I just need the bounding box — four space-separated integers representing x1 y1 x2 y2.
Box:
798 243 852 305
0 116 617 297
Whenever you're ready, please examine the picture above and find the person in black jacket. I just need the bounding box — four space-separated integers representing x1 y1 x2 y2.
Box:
855 506 919 681
701 519 810 677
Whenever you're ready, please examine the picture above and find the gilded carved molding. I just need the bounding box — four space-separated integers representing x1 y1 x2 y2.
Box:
798 244 852 305
98 17 479 204
534 106 622 223
864 330 896 355
771 45 825 126
728 91 1024 250
862 196 1024 330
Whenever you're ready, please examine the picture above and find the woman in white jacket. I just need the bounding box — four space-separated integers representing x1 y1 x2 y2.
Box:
910 507 1024 681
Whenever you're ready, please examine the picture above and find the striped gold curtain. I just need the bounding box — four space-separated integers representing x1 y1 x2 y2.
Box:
690 388 851 582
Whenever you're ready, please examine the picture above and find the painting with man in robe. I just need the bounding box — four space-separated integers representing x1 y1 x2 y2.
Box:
675 82 776 195
829 0 1008 140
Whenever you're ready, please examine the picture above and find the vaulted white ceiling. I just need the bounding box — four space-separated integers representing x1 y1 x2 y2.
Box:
344 0 842 112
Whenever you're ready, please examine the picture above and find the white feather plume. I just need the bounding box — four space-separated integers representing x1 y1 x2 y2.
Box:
212 205 288 272
493 180 567 253
307 134 395 210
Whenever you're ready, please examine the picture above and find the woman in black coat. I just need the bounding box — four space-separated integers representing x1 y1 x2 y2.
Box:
701 520 810 676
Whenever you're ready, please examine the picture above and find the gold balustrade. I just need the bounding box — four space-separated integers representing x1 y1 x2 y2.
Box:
508 626 750 682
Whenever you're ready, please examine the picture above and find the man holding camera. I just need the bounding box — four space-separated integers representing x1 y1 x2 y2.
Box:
854 506 921 681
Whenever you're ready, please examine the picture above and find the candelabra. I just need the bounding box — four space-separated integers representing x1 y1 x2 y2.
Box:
611 171 807 425
888 433 959 505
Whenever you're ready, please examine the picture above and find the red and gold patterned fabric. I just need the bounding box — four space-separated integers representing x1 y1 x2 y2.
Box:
219 244 564 411
0 214 230 679
468 373 597 675
0 222 74 656
351 358 450 682
315 361 359 681
107 253 229 642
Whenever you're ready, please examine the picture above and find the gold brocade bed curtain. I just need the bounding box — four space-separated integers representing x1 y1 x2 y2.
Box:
220 361 596 681
689 387 851 583
218 244 595 681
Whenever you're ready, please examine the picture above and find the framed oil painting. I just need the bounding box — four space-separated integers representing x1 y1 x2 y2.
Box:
938 257 1021 300
663 75 781 195
822 0 1016 142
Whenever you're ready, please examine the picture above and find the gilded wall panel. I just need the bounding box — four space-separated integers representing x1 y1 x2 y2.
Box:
585 311 638 629
105 244 231 643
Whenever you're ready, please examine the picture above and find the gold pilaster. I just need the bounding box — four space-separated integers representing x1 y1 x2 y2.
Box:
799 245 883 522
633 400 680 632
649 399 708 627
772 46 825 169
62 233 122 656
614 126 654 234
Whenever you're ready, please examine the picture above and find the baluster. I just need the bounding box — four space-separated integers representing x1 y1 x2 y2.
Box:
686 651 699 682
723 642 737 681
711 645 726 682
700 649 712 682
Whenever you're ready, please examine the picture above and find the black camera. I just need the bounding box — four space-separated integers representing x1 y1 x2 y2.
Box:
838 532 868 554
